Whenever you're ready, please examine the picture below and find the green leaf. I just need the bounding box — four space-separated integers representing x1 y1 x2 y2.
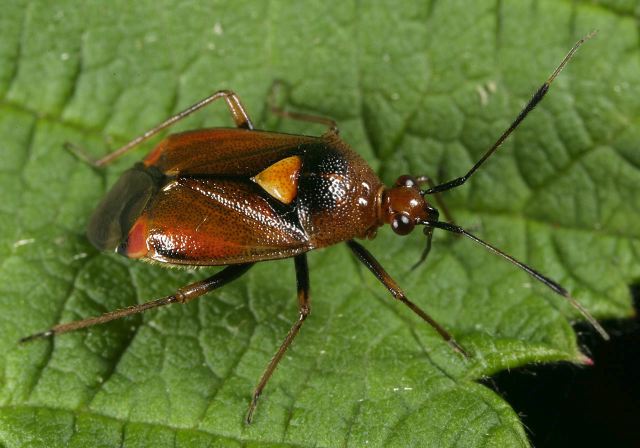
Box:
1 1 638 446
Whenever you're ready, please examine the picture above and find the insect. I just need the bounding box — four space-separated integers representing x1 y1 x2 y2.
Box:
21 33 608 423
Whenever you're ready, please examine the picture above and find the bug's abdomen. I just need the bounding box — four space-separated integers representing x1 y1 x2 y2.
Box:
122 176 310 265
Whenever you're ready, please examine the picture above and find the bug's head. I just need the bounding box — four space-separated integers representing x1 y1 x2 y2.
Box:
87 163 161 252
382 175 439 236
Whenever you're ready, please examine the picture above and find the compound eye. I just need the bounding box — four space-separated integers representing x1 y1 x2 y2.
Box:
391 212 415 235
395 175 418 188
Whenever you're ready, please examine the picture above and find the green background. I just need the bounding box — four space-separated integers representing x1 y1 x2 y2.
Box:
1 1 638 447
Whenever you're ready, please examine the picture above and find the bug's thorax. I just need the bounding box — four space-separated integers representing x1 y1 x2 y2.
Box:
379 175 438 236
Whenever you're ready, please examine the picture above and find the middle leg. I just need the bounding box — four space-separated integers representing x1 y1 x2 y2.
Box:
246 253 311 423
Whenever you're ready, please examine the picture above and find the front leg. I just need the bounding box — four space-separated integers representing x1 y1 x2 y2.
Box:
347 240 467 357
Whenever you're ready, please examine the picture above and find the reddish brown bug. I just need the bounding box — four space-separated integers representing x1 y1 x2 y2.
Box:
21 33 608 423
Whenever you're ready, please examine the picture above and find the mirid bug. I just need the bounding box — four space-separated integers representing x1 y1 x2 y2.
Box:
21 33 609 423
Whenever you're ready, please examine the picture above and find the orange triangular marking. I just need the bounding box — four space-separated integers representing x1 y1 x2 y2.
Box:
252 156 302 204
